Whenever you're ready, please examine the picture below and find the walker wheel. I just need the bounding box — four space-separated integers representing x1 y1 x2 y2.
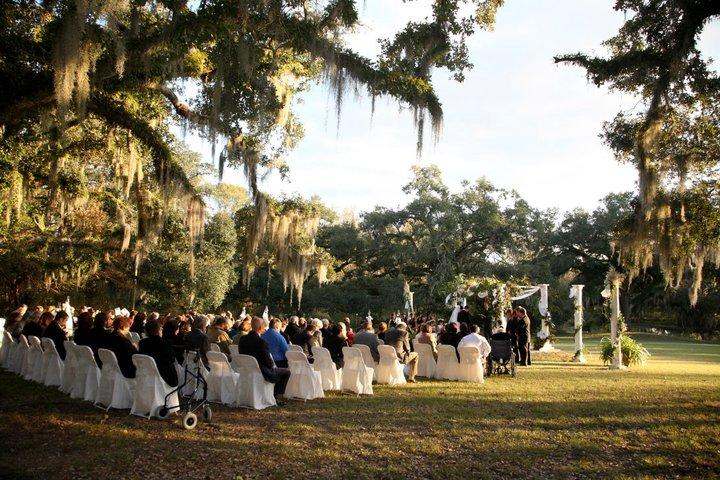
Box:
182 411 197 430
202 405 213 423
156 406 171 420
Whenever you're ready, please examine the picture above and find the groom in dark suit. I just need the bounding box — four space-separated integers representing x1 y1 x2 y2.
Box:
237 316 291 396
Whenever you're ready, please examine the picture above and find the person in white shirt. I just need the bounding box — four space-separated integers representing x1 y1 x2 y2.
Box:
457 324 492 359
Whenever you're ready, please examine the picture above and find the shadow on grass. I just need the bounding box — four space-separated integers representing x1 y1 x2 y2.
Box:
0 366 719 480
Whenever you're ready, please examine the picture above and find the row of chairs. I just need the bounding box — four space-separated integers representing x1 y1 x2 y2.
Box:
414 341 486 382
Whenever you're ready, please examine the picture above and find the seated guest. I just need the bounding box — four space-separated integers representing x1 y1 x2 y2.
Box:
21 309 44 339
237 317 291 397
323 322 348 368
43 310 69 359
130 312 146 337
457 324 492 360
72 311 94 346
139 318 178 387
310 318 324 347
162 318 185 364
384 321 418 383
279 318 290 343
439 322 462 350
292 320 319 360
231 318 252 345
185 315 211 367
262 318 289 368
459 322 470 339
353 319 380 363
105 316 138 378
89 311 112 366
415 322 438 361
345 319 355 346
285 316 301 342
207 316 233 358
377 322 388 342
320 318 331 340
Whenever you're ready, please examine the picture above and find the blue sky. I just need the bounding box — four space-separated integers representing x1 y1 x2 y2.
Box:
184 0 720 216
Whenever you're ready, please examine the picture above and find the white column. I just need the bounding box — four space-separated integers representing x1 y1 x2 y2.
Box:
539 284 550 336
571 285 586 363
609 274 625 370
498 285 506 329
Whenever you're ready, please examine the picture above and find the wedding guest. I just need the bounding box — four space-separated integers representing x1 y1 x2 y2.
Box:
237 317 290 397
285 316 301 342
89 311 112 366
384 321 418 383
130 312 146 336
515 306 532 366
353 319 380 362
20 309 43 339
344 318 355 346
415 323 438 361
292 320 319 360
43 310 69 359
207 316 233 358
105 316 138 378
262 318 289 368
231 318 252 345
139 318 178 387
323 322 348 368
162 318 185 364
457 324 492 359
377 322 388 342
185 315 211 367
73 311 94 346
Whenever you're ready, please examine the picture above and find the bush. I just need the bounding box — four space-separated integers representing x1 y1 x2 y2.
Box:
599 335 651 367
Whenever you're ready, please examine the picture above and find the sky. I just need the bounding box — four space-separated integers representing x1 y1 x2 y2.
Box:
182 0 720 216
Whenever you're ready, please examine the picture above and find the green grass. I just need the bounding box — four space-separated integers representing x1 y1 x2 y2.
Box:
1 333 719 479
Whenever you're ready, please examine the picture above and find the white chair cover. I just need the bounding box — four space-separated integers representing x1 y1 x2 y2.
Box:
284 350 324 401
354 343 378 381
0 331 13 367
17 335 31 377
287 344 303 353
233 354 276 410
341 347 373 395
30 338 46 383
377 339 384 345
229 345 242 374
22 336 42 380
131 354 179 418
129 331 141 344
434 344 460 380
311 346 342 391
209 343 221 353
40 338 64 387
59 341 77 392
457 346 484 383
9 334 27 374
377 345 407 386
182 351 208 398
207 351 239 405
413 340 437 378
96 349 136 410
72 345 100 401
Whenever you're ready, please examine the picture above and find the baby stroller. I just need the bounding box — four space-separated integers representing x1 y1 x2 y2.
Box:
157 349 212 430
487 338 517 377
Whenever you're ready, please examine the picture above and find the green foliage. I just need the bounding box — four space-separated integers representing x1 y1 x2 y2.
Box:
599 335 651 367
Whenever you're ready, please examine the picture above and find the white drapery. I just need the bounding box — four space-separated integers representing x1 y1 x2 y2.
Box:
569 284 586 363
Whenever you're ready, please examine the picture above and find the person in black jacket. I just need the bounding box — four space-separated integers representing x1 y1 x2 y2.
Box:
89 311 112 367
292 322 318 360
284 316 301 343
515 306 532 366
20 310 44 339
184 315 211 367
105 316 138 378
457 305 471 325
162 318 185 365
72 311 94 347
139 318 178 387
42 311 69 359
237 316 290 397
323 323 348 368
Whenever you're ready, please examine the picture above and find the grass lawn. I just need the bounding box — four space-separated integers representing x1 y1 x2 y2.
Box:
1 333 719 480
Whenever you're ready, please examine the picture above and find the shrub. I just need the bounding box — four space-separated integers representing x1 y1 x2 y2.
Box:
599 335 651 367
